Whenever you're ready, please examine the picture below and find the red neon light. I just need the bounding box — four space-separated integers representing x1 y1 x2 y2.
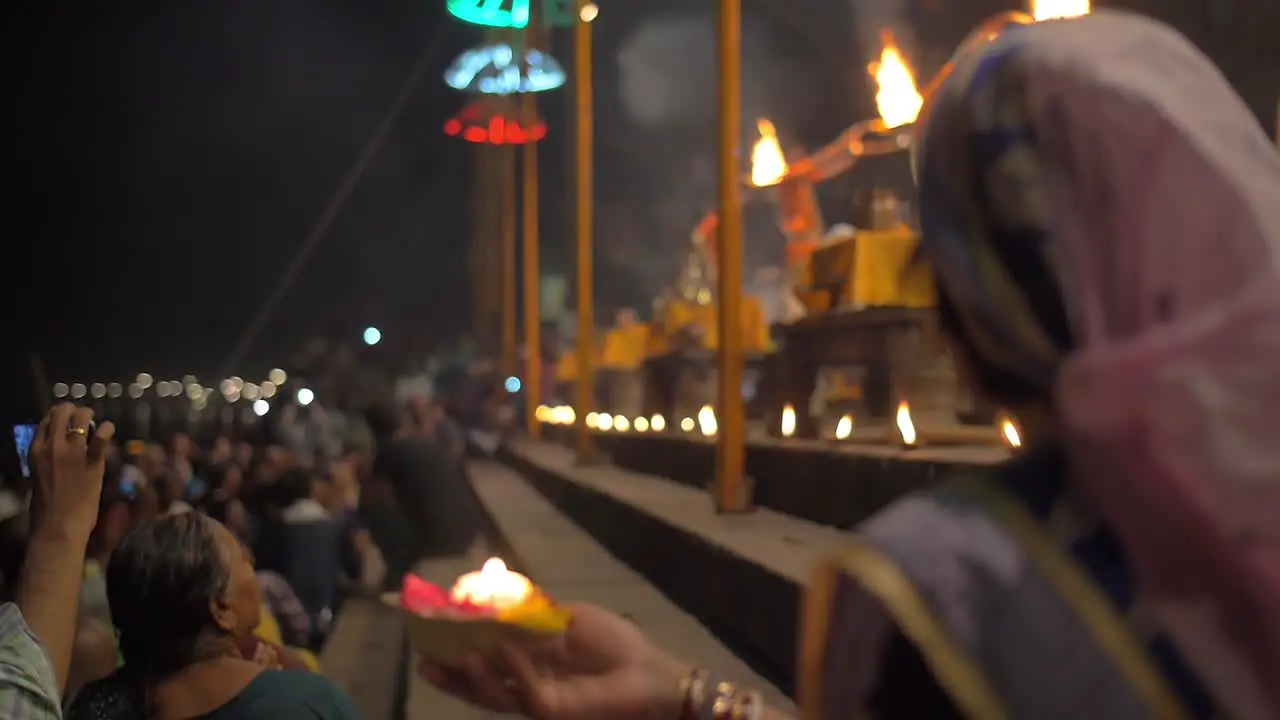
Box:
444 100 546 145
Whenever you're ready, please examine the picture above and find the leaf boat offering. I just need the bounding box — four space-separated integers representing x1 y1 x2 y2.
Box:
388 558 571 665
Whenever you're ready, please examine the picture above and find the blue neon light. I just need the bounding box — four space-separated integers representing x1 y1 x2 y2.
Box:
444 44 566 94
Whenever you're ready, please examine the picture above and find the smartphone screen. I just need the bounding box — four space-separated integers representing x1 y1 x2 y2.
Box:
12 424 37 478
118 465 141 499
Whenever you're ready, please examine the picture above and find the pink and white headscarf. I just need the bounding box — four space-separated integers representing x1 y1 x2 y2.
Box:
916 10 1280 716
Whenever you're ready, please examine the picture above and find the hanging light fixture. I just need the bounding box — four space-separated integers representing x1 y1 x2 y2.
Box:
444 97 547 144
444 43 566 94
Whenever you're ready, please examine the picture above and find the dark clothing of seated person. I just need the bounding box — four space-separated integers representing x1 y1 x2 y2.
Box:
255 468 344 648
67 513 358 720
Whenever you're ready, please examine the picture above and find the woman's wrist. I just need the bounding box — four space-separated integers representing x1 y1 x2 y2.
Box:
644 653 695 719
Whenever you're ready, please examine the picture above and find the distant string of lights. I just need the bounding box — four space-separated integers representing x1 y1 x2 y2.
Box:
55 327 383 413
51 368 295 410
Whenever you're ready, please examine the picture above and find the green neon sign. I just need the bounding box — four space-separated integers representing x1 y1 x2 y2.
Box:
447 0 530 28
446 0 577 28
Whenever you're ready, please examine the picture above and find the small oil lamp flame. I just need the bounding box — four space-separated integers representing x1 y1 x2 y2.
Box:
615 416 630 432
585 412 599 429
869 30 923 130
781 403 796 438
750 119 789 188
598 413 614 431
556 406 576 425
1001 418 1022 448
680 417 695 433
634 416 649 432
1030 0 1090 21
896 401 917 447
535 405 551 423
651 414 667 432
834 414 853 440
450 558 532 611
698 405 718 436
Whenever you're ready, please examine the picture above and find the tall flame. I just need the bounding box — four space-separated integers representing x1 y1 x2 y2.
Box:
780 403 796 438
869 31 922 129
1030 0 1090 20
1001 418 1022 448
895 401 917 446
750 119 789 187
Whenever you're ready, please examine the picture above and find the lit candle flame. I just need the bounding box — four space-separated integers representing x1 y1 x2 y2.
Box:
535 405 551 422
834 414 853 440
896 401 917 446
750 119 789 188
556 406 576 425
585 412 599 429
634 416 649 432
869 30 923 129
598 413 614 431
450 558 532 611
781 403 796 438
615 416 630 432
1001 418 1022 448
680 417 695 433
651 414 667 432
1030 0 1089 21
698 405 718 436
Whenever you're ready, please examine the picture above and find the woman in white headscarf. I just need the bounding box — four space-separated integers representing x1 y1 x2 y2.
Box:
416 11 1280 719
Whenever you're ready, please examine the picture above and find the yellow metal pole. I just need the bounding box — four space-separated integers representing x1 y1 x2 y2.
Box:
714 0 749 512
502 143 518 379
574 0 597 462
522 93 542 437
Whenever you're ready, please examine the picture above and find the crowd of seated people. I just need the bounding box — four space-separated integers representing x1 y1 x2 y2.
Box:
0 362 491 718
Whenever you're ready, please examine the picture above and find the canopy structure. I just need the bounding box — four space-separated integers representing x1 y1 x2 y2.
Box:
444 43 565 94
444 98 547 144
446 0 576 28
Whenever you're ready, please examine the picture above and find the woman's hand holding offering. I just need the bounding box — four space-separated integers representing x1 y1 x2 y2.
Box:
418 603 691 720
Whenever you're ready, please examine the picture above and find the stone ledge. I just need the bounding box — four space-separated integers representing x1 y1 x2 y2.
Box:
320 596 408 720
469 458 795 712
544 427 996 529
500 439 858 698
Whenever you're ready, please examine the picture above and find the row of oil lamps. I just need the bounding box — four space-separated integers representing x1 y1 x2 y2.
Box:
535 401 1023 449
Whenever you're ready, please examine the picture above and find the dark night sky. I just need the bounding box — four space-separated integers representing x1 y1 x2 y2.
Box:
11 1 473 392
6 0 1275 416
6 0 874 414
